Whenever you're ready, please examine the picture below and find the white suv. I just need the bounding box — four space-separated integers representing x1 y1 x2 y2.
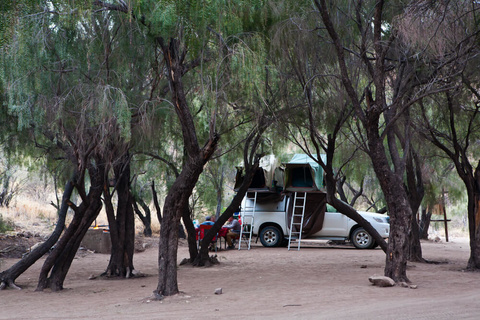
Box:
241 193 390 249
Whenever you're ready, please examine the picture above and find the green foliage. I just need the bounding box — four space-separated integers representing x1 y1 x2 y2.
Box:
98 86 132 142
132 0 274 54
0 0 38 47
1 2 157 163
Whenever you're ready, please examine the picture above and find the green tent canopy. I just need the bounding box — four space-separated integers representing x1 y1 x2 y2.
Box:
284 154 326 192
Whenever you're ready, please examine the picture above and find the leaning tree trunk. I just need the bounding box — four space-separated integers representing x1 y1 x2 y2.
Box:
36 164 105 291
104 155 135 278
38 198 102 291
193 160 259 266
0 177 75 290
323 136 388 252
194 125 268 266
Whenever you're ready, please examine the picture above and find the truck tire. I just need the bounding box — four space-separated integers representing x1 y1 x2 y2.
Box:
351 227 375 249
259 226 282 247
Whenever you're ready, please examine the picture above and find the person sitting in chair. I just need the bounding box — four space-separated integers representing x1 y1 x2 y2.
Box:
225 216 241 249
200 216 216 251
201 216 215 226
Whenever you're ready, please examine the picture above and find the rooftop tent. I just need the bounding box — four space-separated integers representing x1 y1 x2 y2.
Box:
233 155 281 191
284 154 326 192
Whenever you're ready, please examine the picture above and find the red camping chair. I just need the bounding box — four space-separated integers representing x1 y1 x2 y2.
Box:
198 224 219 252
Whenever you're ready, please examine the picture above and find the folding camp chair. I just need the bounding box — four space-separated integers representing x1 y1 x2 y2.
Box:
198 224 219 252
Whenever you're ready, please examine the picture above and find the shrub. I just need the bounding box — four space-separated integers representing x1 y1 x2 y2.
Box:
0 214 13 233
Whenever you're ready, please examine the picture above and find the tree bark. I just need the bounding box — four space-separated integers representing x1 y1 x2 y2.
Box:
40 198 102 291
419 207 432 240
151 180 162 224
316 0 411 283
405 149 425 262
215 168 224 218
104 155 135 278
155 156 210 297
182 206 198 261
36 164 105 291
421 92 480 270
154 37 219 297
323 137 388 253
193 123 268 266
193 160 259 266
133 196 152 237
408 218 424 262
0 177 75 290
367 126 411 283
466 165 480 270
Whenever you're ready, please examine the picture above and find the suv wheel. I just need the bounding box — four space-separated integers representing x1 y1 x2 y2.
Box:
259 226 282 247
351 227 375 249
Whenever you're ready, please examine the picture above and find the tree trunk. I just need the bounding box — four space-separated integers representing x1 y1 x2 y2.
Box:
36 169 104 291
133 196 152 237
405 150 425 262
381 185 411 282
151 180 162 224
193 161 258 266
466 165 480 270
182 206 198 261
155 158 206 297
193 129 267 266
178 222 186 239
407 217 424 262
419 207 432 240
0 177 75 290
153 146 216 297
367 120 411 283
215 168 224 218
315 0 411 282
40 199 102 291
104 155 135 278
323 139 387 252
156 200 180 298
153 37 219 298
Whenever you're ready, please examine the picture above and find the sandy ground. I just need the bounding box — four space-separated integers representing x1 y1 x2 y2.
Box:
1 237 479 320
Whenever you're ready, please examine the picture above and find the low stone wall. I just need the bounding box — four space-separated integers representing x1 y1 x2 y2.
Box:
81 228 111 254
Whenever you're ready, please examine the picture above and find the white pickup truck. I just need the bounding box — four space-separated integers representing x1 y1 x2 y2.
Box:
240 191 390 249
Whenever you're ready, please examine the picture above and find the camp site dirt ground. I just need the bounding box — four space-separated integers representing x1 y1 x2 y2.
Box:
1 237 479 320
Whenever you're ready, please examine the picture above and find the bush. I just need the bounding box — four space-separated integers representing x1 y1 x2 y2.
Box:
0 214 13 233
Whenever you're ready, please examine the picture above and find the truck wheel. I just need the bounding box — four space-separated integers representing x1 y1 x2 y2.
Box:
259 226 282 247
351 228 375 249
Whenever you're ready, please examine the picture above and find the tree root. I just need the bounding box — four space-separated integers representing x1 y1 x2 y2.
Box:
0 279 22 290
98 268 142 279
152 290 164 301
424 259 448 265
191 254 220 267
